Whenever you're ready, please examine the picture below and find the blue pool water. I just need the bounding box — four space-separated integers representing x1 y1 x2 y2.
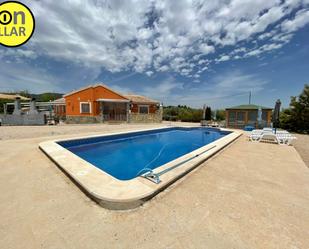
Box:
59 127 229 180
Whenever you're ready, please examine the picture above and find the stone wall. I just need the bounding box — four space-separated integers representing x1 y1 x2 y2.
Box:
0 114 45 125
65 109 162 124
129 111 162 123
65 115 102 124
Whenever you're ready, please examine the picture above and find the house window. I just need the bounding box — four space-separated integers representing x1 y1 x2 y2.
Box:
248 111 257 121
229 111 236 122
138 105 149 114
80 102 91 114
237 112 245 122
262 110 267 121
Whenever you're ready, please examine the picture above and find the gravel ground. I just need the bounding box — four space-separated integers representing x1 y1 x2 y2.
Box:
294 134 309 167
1 125 309 249
0 121 198 141
0 123 167 140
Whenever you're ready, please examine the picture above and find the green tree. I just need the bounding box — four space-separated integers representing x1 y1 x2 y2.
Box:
37 93 61 102
215 109 226 121
279 108 293 131
0 99 13 113
18 90 31 98
205 106 211 120
280 84 309 133
163 105 203 122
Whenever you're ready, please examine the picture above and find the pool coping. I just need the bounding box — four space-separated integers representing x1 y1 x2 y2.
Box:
39 126 242 210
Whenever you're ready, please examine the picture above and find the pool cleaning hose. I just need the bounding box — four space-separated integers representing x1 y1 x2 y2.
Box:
142 145 217 184
136 143 169 177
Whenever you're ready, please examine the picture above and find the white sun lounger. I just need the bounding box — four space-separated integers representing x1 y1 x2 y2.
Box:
248 129 263 141
259 133 279 144
249 129 297 145
275 133 297 145
263 127 273 132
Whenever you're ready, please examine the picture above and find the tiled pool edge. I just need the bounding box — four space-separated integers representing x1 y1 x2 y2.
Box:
39 126 242 210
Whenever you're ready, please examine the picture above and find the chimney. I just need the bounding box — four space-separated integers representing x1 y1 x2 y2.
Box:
13 97 21 115
29 98 38 114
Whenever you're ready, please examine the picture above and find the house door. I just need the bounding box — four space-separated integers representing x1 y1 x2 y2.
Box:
102 102 127 121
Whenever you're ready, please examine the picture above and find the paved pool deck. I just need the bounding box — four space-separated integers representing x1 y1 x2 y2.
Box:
0 123 309 249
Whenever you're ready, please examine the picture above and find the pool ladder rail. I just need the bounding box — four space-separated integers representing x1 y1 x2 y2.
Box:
142 145 217 184
143 170 161 184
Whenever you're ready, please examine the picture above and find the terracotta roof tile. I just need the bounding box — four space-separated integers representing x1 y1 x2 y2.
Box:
124 94 159 104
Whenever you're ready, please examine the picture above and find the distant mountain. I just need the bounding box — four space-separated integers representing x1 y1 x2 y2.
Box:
29 92 64 102
1 91 64 102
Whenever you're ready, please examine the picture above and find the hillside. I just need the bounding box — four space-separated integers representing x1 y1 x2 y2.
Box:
0 92 63 102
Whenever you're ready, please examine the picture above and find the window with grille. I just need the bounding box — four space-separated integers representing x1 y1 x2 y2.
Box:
138 105 149 114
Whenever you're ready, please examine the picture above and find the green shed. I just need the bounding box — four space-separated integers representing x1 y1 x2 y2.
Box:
225 104 273 129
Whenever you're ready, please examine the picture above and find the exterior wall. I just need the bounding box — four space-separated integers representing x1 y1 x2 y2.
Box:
93 86 126 116
66 111 162 124
65 86 127 117
0 114 45 125
129 107 162 123
62 85 161 124
131 103 157 114
65 88 94 117
129 113 162 123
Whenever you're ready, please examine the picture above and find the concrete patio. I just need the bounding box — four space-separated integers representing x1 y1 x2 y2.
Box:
0 123 308 249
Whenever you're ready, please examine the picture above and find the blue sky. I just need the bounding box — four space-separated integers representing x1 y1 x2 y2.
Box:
0 0 308 108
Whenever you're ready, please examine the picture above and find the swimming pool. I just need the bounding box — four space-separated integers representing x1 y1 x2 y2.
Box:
39 126 241 209
59 127 230 181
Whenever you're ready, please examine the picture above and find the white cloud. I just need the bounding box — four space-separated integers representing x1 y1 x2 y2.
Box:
281 9 309 32
199 44 215 54
271 33 294 43
0 49 38 61
7 0 309 79
157 65 169 72
198 59 207 65
145 71 154 77
258 31 276 40
262 43 284 51
216 55 230 62
242 42 284 58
